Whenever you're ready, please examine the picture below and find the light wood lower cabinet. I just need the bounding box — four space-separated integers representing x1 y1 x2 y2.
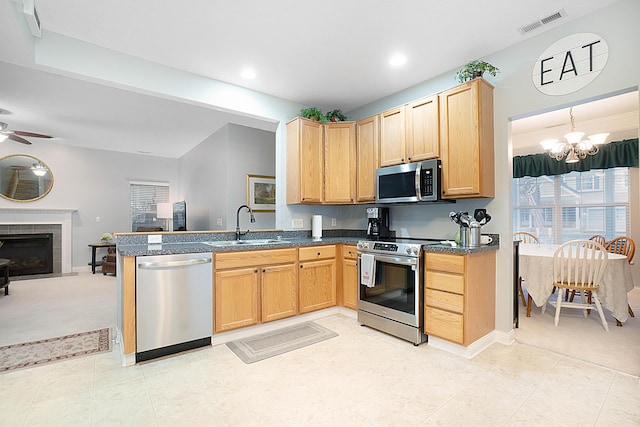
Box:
340 245 358 310
215 267 260 332
424 251 495 346
298 245 337 313
214 248 297 333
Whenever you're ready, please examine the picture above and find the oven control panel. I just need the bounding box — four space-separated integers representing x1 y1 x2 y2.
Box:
357 241 421 257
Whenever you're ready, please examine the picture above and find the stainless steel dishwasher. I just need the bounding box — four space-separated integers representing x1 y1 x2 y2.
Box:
136 252 212 362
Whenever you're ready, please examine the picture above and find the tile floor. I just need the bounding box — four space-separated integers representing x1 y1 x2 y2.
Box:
1 273 639 426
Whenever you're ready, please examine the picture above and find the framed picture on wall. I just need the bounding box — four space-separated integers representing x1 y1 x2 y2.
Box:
246 174 276 212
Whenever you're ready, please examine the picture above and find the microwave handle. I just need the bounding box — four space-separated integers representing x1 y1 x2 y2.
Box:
415 162 422 201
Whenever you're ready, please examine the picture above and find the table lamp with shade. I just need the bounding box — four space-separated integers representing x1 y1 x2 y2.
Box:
156 202 172 231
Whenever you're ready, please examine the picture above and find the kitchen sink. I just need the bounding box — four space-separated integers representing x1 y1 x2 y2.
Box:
203 239 291 247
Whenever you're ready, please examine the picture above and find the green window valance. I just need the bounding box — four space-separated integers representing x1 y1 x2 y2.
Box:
513 138 639 178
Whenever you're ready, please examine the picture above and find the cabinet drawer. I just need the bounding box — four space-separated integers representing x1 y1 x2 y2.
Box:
215 248 297 270
342 245 357 260
425 306 463 344
299 245 336 261
425 288 463 313
425 270 464 294
425 252 465 274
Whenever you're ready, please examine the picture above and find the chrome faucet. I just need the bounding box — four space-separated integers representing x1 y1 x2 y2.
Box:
235 204 256 240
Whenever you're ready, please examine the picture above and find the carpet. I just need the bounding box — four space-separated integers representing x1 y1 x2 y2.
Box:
227 322 338 364
516 287 640 377
0 328 111 373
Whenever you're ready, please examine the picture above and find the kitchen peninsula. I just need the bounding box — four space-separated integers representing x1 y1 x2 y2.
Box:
114 230 499 366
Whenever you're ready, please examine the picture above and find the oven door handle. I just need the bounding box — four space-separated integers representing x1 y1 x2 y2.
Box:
358 254 418 267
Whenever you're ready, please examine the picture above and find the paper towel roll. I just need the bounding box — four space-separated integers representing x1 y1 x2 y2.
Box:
312 215 322 240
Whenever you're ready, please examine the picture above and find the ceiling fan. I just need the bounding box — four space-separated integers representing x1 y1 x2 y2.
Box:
0 121 54 145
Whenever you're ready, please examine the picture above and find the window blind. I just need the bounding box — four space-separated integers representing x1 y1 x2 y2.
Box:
513 168 630 244
129 182 169 232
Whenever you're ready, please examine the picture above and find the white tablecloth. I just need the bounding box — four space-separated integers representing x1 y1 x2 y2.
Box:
519 243 635 323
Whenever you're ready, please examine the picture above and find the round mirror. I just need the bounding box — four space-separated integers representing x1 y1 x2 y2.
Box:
0 154 54 202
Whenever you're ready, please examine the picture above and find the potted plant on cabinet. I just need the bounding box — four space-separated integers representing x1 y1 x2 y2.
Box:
325 109 348 122
455 60 500 83
300 107 326 123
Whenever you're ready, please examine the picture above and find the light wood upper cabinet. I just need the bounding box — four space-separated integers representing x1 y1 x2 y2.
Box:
439 79 495 199
299 245 337 313
324 121 356 204
405 95 439 161
379 106 406 167
286 117 324 203
424 251 495 346
355 115 379 203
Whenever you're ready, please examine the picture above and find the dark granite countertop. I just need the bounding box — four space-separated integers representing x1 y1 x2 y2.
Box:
115 231 499 257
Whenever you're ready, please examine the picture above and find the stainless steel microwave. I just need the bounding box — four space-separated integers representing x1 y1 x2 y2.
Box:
376 159 442 203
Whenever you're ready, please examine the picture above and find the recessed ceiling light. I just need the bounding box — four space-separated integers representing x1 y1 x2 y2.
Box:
389 54 407 67
241 68 256 79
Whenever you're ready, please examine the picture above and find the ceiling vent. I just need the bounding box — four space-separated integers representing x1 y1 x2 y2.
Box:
519 9 566 35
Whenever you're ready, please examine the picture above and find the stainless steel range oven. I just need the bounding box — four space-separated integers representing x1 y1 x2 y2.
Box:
357 239 430 345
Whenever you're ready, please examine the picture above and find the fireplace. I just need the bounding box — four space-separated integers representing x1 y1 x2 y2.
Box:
0 233 54 276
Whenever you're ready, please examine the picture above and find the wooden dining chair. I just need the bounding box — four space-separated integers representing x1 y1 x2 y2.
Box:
513 231 539 244
589 235 607 246
605 236 636 318
513 232 539 311
546 239 609 331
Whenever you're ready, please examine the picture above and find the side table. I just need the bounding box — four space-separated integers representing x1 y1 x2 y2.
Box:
0 258 10 295
88 243 116 274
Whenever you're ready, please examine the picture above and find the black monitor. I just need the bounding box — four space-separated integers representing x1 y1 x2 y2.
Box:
172 201 187 231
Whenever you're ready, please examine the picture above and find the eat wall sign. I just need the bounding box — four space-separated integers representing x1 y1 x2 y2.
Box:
533 33 609 96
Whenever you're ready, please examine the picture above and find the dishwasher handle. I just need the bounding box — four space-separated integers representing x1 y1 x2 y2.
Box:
138 258 212 269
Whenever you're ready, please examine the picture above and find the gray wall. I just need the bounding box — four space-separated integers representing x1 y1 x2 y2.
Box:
178 123 276 232
0 143 179 268
347 0 640 334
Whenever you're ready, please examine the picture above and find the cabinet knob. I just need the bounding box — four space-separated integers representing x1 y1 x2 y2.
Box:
317 252 321 256
408 157 412 161
300 265 303 269
262 269 266 273
401 158 405 162
254 269 258 273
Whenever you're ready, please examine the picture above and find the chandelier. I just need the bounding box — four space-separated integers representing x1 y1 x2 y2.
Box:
31 162 48 177
539 107 609 163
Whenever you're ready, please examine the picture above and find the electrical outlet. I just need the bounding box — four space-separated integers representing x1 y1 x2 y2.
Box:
95 216 101 223
292 218 304 229
148 235 162 244
331 217 337 227
216 218 223 226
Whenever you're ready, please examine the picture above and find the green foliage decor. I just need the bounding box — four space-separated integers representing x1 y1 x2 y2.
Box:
455 60 500 83
325 109 348 122
300 107 326 123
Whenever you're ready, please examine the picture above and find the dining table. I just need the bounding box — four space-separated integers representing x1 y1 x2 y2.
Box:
519 243 635 324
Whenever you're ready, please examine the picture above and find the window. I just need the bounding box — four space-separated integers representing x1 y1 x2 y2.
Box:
513 168 630 244
129 182 170 232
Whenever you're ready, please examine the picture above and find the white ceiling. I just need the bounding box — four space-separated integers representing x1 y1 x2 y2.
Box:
0 0 632 158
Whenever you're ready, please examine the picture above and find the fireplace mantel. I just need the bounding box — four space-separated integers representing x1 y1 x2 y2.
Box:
0 208 77 274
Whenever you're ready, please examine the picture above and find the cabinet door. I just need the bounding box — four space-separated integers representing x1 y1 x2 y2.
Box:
286 117 324 203
261 263 298 323
324 122 356 204
379 106 406 167
439 79 494 198
214 267 259 332
406 95 439 161
355 115 379 203
342 258 358 310
299 259 336 313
